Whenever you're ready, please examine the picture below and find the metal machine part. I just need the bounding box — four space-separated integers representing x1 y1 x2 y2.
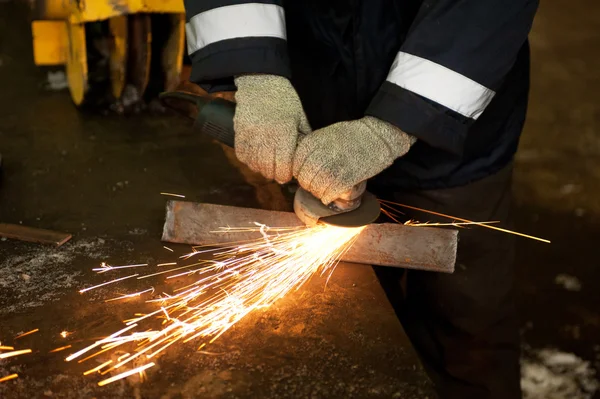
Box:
31 0 185 106
159 91 382 227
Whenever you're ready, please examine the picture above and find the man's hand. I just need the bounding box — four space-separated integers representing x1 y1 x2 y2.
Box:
293 116 416 205
234 75 311 184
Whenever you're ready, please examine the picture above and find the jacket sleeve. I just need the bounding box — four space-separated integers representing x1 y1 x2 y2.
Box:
366 0 539 154
184 0 290 91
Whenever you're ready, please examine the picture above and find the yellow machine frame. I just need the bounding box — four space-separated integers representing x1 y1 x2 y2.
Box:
32 0 186 106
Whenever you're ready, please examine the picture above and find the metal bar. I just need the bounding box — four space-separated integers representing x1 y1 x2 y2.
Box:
0 223 72 247
162 201 457 273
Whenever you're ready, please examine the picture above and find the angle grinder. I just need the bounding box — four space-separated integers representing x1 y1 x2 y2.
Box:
159 91 380 228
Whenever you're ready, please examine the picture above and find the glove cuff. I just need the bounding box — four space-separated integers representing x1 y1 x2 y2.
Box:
234 74 293 92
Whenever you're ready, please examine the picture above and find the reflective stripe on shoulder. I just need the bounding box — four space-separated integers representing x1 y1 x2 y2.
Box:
386 52 495 120
186 3 286 55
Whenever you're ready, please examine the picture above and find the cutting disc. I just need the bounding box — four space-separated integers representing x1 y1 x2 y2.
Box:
294 189 380 228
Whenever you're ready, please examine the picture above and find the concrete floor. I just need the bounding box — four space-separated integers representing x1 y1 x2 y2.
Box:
0 2 433 398
0 0 599 397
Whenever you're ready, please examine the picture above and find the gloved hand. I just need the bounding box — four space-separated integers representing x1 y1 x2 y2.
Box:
234 74 311 183
293 116 416 205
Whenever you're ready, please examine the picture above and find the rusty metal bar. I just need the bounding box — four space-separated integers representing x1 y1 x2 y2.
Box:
162 201 457 273
0 223 72 247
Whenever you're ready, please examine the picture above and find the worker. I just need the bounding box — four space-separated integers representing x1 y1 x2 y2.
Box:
183 1 539 397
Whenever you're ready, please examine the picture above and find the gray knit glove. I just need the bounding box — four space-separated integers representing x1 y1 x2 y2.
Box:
234 75 311 184
293 116 416 205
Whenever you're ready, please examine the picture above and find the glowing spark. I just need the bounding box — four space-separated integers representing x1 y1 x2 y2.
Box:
179 250 199 260
404 220 500 227
160 192 185 198
105 288 155 303
0 346 14 351
49 345 72 353
97 362 155 386
0 349 32 359
380 200 551 243
136 264 204 280
65 324 138 361
163 246 174 252
117 353 130 362
15 329 39 339
157 262 177 267
79 274 139 294
165 268 206 279
197 350 228 356
83 360 113 375
0 374 18 383
60 331 70 338
93 263 148 273
76 342 122 364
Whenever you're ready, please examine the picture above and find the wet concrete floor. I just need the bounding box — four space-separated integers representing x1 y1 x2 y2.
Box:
1 0 599 398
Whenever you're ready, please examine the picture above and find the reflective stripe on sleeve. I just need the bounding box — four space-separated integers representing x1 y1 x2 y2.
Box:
186 3 286 55
387 52 495 120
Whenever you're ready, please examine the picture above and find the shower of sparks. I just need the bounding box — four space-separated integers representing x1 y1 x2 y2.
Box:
0 374 18 383
380 200 551 243
0 349 32 359
66 223 364 385
15 329 39 339
160 192 185 198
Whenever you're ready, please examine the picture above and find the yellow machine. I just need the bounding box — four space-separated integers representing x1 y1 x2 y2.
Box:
31 0 186 107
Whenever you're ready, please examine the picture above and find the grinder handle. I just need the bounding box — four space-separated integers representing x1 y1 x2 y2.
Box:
193 96 237 148
159 91 237 148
